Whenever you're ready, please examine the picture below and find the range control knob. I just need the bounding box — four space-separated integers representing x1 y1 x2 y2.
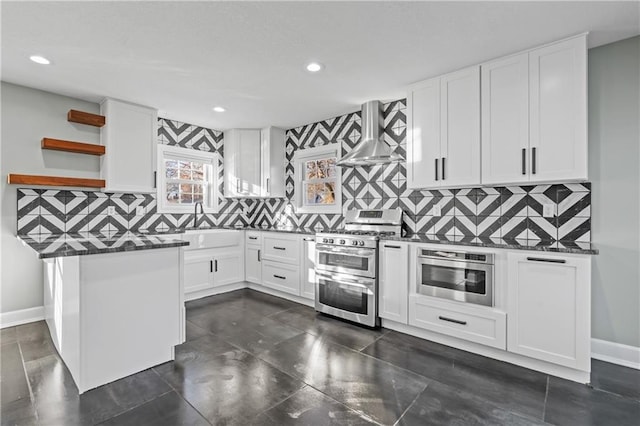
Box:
351 240 358 246
358 241 365 246
328 239 334 244
339 239 346 245
322 238 327 243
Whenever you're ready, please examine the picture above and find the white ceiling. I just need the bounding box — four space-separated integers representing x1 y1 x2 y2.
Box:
2 1 639 130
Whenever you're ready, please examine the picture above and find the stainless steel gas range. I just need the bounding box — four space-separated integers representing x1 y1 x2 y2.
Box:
314 208 403 327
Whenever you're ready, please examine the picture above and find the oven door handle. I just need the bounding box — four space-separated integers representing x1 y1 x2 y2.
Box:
316 271 375 288
418 257 494 272
316 246 375 257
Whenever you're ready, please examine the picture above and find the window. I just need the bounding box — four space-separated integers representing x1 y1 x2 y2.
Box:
157 145 219 213
293 145 342 214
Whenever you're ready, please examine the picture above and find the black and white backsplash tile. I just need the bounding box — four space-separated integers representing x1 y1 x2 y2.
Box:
16 100 591 243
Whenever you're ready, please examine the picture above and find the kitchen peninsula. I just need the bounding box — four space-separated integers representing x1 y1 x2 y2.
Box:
19 231 189 393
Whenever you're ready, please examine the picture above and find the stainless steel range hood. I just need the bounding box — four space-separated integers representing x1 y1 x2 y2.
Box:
336 100 403 167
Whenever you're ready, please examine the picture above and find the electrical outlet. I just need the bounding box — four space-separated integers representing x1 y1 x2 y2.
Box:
542 204 556 218
243 206 249 215
136 206 145 216
107 206 115 215
432 205 441 217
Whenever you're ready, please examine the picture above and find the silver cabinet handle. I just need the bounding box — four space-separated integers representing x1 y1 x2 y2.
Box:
521 148 526 175
303 238 315 242
526 257 566 264
439 316 467 325
266 178 270 193
384 245 401 249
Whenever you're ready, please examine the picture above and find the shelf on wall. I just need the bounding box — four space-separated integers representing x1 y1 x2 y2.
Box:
41 138 105 156
67 109 106 127
7 174 106 188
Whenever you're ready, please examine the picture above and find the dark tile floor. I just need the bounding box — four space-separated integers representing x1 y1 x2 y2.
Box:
2 289 640 425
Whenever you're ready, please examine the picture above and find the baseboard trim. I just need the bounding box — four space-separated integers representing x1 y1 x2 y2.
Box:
592 338 640 370
0 306 45 328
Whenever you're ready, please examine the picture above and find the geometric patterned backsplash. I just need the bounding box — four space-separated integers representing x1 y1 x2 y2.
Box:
16 99 591 243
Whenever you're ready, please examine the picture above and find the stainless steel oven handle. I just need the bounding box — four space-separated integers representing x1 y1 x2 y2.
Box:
316 271 375 287
316 246 375 257
418 257 494 272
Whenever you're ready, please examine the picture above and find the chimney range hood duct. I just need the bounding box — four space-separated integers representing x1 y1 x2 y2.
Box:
336 100 403 167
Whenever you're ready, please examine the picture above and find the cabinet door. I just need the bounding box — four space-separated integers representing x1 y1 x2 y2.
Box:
263 234 300 265
300 238 316 300
481 54 530 185
379 243 409 324
507 252 590 370
440 66 481 187
100 99 157 193
246 245 262 284
529 36 587 182
213 251 244 287
261 127 286 198
238 130 262 196
407 78 441 189
184 252 214 294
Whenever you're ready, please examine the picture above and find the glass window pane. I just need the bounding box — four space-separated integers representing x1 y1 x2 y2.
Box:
166 168 178 179
166 184 179 204
179 161 191 169
181 193 194 204
165 159 178 169
191 162 204 172
193 169 204 181
180 183 193 194
305 160 318 179
305 183 321 205
179 169 192 179
320 181 336 205
193 194 204 203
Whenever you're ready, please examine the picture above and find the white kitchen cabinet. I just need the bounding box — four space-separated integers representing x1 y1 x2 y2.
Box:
481 53 530 185
506 252 591 370
262 260 300 296
481 35 587 185
407 66 480 189
245 231 262 285
184 249 244 295
260 127 286 198
224 127 285 198
184 251 215 294
379 242 409 324
213 252 244 287
300 236 316 300
100 98 157 193
262 233 300 265
224 129 261 197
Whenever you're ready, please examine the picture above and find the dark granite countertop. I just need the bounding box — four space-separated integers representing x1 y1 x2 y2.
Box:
380 234 598 255
18 231 189 259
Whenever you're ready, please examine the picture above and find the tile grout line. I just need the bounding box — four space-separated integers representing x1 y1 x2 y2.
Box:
149 366 214 426
542 375 549 421
393 381 430 426
248 384 309 423
358 328 392 352
305 383 385 426
16 338 36 404
92 389 175 426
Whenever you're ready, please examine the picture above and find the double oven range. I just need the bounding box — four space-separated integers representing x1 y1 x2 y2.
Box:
314 209 402 327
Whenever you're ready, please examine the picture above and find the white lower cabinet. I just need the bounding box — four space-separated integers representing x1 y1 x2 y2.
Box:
300 237 316 300
262 260 300 296
184 249 244 296
506 252 591 370
379 242 409 323
245 245 262 284
184 252 215 294
408 295 507 349
213 252 244 287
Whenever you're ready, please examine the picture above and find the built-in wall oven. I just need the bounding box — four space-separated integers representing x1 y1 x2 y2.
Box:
417 249 494 307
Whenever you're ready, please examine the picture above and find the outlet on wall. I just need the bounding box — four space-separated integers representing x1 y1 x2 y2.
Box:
432 205 441 217
542 204 556 218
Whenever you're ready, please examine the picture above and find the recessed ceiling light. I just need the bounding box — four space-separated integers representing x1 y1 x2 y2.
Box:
306 62 323 73
29 55 51 65
213 106 226 112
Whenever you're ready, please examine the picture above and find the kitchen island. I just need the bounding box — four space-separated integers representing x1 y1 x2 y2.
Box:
19 231 189 393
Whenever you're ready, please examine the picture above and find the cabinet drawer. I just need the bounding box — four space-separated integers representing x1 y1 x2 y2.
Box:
409 295 506 349
262 261 300 296
263 234 299 264
246 231 262 246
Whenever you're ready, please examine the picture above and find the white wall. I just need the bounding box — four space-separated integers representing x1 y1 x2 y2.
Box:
1 82 100 314
588 36 640 348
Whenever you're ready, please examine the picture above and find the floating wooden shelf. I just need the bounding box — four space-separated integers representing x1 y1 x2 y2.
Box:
41 138 105 156
7 174 105 188
67 109 106 127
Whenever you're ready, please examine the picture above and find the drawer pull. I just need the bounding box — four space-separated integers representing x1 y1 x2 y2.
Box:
214 259 218 272
438 316 467 326
273 274 286 280
303 238 315 242
273 246 286 251
257 250 261 262
210 260 213 273
526 257 566 264
249 236 258 240
384 245 401 249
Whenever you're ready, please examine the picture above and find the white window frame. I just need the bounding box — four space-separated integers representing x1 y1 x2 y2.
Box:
293 144 342 214
156 144 220 213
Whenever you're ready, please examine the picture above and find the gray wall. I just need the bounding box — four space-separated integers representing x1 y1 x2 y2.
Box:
589 36 640 348
1 82 100 313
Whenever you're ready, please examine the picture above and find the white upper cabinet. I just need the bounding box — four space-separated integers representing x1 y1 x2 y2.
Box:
224 129 261 197
408 66 480 189
481 53 530 185
481 35 588 185
529 36 588 182
260 127 286 198
100 98 157 193
224 127 285 198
